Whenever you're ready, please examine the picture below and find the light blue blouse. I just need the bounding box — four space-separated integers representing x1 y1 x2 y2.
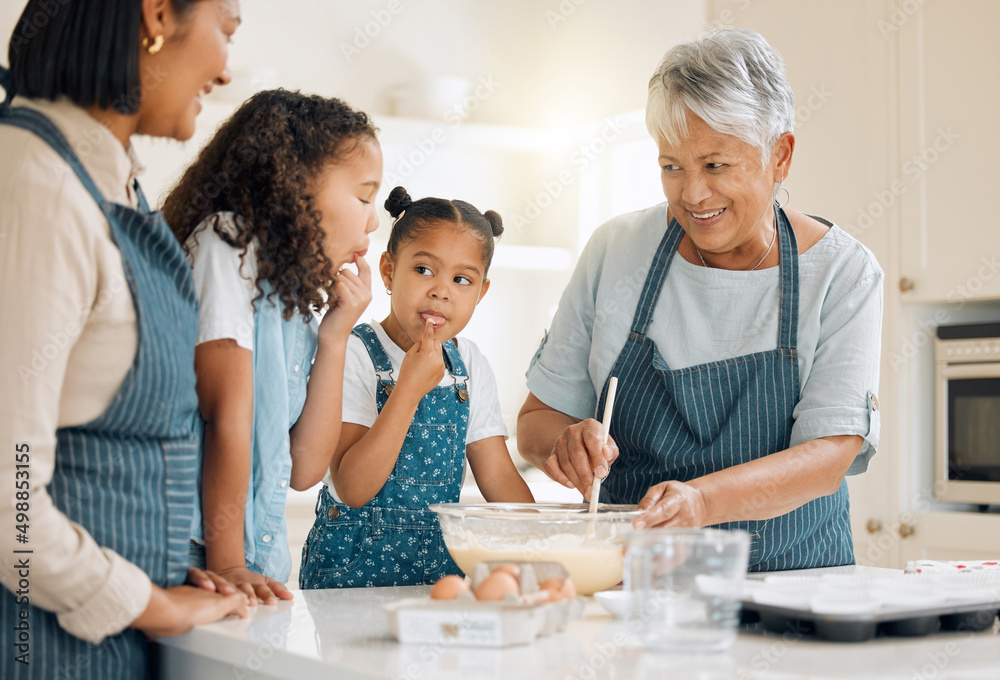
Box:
187 215 318 583
242 284 317 581
526 202 883 474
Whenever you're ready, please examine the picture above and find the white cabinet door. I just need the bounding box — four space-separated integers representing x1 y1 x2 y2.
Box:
897 0 1000 303
899 512 1000 563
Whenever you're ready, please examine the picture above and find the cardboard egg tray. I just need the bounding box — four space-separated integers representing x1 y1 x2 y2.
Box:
382 561 585 647
739 572 1000 642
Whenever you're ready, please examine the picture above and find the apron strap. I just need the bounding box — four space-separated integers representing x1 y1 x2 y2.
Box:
134 177 152 213
628 204 800 349
774 204 800 350
0 102 108 212
629 213 684 336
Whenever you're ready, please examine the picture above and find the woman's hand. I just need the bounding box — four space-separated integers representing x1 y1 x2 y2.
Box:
394 319 444 402
320 256 372 342
130 582 249 640
633 480 708 529
184 566 240 595
543 419 618 502
213 566 294 606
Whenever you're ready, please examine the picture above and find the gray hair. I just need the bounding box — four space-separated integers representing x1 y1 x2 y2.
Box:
646 28 795 166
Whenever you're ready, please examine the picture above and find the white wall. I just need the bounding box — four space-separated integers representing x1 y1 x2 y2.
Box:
1 1 705 129
222 0 704 127
0 0 705 451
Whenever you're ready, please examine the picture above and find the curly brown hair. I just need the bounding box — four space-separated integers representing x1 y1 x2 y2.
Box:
163 88 378 321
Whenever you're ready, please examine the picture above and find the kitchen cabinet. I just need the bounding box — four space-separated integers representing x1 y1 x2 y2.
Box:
708 0 902 567
710 0 1000 569
900 512 1000 563
896 0 1000 303
890 0 1000 563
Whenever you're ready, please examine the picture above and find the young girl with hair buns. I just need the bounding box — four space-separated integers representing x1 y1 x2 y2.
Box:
299 186 534 589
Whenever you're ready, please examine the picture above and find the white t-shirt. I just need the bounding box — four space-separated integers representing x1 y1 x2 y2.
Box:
185 212 258 351
322 320 507 501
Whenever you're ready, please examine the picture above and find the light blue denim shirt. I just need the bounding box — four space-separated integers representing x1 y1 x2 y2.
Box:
190 279 317 583
242 283 318 581
526 202 883 475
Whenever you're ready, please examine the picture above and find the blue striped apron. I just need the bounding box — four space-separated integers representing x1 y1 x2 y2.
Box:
0 85 201 678
599 206 854 570
299 323 468 588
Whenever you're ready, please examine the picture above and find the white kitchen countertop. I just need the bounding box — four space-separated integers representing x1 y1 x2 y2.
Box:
157 566 1000 680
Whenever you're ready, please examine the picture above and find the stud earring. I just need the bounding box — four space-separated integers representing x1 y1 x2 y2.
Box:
142 35 164 55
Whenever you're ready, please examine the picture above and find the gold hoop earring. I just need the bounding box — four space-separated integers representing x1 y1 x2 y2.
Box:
773 182 790 209
142 35 164 55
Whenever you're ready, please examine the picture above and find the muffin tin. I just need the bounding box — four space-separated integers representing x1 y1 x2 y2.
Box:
739 571 1000 642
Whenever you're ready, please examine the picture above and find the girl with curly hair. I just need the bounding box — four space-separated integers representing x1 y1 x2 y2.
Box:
163 88 382 603
298 186 533 590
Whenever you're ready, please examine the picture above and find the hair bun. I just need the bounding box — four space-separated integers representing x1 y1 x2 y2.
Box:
483 210 503 238
385 186 413 218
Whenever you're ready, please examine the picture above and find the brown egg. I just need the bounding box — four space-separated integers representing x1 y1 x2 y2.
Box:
474 571 521 601
492 563 521 578
430 575 470 600
539 577 566 602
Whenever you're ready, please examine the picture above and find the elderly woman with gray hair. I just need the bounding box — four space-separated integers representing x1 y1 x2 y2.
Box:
518 28 883 570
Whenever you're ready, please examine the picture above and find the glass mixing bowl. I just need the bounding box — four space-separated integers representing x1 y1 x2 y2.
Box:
429 502 641 595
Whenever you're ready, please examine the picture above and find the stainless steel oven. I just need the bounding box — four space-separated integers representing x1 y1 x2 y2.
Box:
935 323 1000 505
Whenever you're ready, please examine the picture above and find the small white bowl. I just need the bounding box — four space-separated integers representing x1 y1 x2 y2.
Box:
594 590 630 619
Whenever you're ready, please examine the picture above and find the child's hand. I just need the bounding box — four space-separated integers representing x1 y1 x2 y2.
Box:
320 256 372 342
184 566 240 596
395 319 445 402
214 565 294 606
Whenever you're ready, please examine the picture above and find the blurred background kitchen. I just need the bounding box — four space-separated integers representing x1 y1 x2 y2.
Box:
5 0 999 583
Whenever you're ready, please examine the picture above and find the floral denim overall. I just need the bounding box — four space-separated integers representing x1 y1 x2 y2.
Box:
598 205 854 571
299 323 468 588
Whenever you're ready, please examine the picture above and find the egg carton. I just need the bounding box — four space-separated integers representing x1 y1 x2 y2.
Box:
739 572 1000 642
382 562 584 647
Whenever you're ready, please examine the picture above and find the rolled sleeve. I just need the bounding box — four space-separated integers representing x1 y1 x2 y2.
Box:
56 548 152 644
791 267 884 475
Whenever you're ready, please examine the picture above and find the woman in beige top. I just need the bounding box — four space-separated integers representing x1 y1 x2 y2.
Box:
0 1 248 678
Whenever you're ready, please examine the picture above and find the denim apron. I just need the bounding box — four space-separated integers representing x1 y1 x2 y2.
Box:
599 206 854 571
299 323 468 588
0 80 200 679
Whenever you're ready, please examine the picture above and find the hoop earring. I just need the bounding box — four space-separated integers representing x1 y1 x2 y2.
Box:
773 182 790 208
142 35 164 55
385 288 392 296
